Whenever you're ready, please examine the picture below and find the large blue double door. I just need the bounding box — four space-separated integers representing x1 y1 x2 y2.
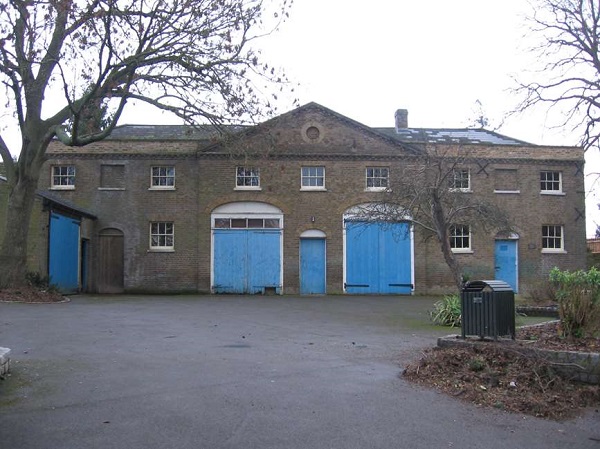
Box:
213 229 282 294
49 211 81 293
345 221 413 294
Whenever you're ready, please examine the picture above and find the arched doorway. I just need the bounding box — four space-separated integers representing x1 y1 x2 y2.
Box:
211 202 283 294
98 228 124 293
495 232 519 292
343 204 414 294
300 230 326 295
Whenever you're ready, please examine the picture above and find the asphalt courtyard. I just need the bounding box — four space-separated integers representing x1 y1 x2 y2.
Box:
0 295 598 449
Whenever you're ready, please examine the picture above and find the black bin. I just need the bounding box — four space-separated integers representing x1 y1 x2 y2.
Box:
461 280 515 340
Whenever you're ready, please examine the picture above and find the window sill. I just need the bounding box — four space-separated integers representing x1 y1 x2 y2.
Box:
365 188 390 192
494 190 520 194
149 187 176 191
449 189 472 193
148 248 175 253
50 186 75 191
300 187 327 192
451 249 474 254
234 187 262 191
541 249 567 254
540 191 565 196
98 187 125 191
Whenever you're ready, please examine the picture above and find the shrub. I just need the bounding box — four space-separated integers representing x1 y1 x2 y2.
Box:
25 272 59 293
430 294 461 327
549 267 600 338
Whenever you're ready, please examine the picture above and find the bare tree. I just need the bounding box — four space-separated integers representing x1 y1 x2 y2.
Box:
515 0 600 150
0 0 294 288
352 147 513 290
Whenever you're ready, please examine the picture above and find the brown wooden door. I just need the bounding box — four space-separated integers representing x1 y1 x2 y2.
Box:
98 228 124 293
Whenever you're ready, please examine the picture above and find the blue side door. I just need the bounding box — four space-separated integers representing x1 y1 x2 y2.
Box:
300 238 326 294
49 212 80 293
345 221 412 294
495 239 518 292
213 229 281 294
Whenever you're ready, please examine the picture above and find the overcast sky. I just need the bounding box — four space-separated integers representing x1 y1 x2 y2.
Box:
4 0 600 235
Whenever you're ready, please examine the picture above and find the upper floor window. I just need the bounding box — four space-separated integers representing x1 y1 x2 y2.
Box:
540 171 562 194
450 225 471 252
449 168 470 192
236 166 260 189
542 225 564 252
301 166 325 190
366 167 389 191
151 166 175 189
150 222 174 250
51 165 76 190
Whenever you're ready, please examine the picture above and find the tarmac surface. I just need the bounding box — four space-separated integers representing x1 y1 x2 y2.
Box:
0 294 598 449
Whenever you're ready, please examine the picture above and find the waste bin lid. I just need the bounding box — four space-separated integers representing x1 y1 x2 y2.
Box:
463 280 513 292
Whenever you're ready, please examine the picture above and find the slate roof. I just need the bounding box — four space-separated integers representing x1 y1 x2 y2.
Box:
36 190 97 219
105 124 248 141
374 127 533 146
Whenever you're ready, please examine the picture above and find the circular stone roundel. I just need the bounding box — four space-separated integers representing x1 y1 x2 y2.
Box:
301 122 324 143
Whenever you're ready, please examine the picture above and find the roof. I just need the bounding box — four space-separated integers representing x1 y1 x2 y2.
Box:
105 124 248 141
36 190 97 219
375 127 534 146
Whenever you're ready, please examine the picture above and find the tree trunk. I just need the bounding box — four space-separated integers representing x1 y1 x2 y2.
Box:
431 192 464 292
0 171 41 289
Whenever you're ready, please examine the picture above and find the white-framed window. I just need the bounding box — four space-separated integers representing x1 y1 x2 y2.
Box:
151 166 175 189
301 166 325 190
236 166 260 189
542 225 564 252
150 222 174 250
51 165 76 190
450 225 471 252
450 168 470 192
366 167 389 191
540 171 562 194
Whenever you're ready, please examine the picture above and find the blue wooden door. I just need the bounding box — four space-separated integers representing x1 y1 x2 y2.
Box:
213 229 281 294
495 240 518 292
300 238 326 294
49 212 80 293
345 221 412 294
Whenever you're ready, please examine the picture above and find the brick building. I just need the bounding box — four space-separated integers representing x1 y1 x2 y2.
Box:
30 102 586 294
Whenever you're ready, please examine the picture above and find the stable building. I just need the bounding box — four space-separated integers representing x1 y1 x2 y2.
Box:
28 102 586 295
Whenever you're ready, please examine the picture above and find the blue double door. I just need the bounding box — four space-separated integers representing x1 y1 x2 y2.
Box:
49 212 81 293
213 229 281 294
345 221 413 294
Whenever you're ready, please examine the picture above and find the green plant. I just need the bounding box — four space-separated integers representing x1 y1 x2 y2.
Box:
430 294 461 327
549 267 600 338
469 356 486 372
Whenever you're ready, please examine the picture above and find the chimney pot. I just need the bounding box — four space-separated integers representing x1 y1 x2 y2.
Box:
395 109 408 131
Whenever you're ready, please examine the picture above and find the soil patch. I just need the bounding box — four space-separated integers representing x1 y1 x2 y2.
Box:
403 322 600 420
0 287 66 303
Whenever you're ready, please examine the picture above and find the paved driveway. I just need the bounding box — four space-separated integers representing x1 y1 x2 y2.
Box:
0 295 598 449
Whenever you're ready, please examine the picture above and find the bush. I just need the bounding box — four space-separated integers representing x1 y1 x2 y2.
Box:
549 267 600 338
430 294 461 327
25 272 58 293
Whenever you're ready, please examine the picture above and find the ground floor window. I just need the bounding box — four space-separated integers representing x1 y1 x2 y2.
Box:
542 225 563 251
150 222 174 250
450 225 471 251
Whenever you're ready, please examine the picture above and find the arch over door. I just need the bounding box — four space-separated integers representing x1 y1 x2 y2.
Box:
98 228 124 294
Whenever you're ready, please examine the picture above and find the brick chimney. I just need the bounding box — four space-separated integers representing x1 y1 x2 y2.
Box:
395 109 408 131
